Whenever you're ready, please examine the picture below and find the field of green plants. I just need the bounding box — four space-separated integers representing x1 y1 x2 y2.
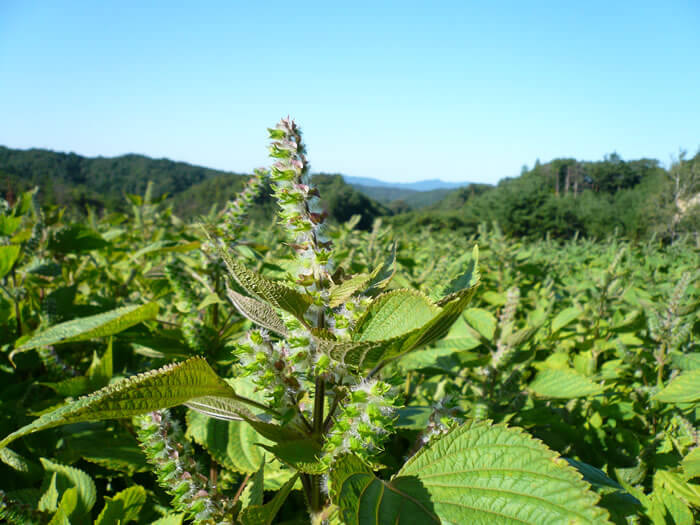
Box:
0 121 698 524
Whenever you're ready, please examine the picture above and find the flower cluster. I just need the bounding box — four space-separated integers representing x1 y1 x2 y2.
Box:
268 118 333 296
165 260 209 353
322 379 399 465
221 168 267 242
135 410 236 524
416 396 464 450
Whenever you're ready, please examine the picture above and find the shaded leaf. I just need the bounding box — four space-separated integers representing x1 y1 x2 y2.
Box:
529 368 604 399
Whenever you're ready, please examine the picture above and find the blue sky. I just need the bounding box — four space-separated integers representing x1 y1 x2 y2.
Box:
1 1 698 184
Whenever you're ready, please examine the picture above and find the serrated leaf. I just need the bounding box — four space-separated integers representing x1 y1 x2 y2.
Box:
226 286 288 336
655 485 694 525
48 487 78 525
394 420 610 524
329 273 371 308
149 514 184 525
259 439 325 474
463 308 497 341
366 241 397 291
13 303 159 355
241 461 265 508
95 485 147 525
40 458 96 522
0 447 43 479
238 474 298 525
437 245 480 301
529 368 604 399
0 357 241 450
551 306 583 333
653 370 700 403
354 290 439 342
212 233 311 320
331 455 440 525
0 244 20 279
682 448 700 478
321 285 478 370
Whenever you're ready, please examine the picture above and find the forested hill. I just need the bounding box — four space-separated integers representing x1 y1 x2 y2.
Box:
0 146 390 228
391 153 700 240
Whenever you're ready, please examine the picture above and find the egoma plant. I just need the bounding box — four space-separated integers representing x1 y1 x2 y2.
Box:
0 119 612 524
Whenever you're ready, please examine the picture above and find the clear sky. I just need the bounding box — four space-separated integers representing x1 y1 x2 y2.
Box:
1 1 698 184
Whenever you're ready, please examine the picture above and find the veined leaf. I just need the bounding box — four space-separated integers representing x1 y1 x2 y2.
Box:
240 461 265 508
95 485 146 525
653 370 700 403
395 420 610 524
0 357 241 450
551 306 583 333
332 455 440 525
39 458 96 522
354 290 439 342
329 273 371 308
320 284 478 370
0 244 21 279
238 474 298 525
463 308 497 341
437 245 480 302
12 303 159 356
226 285 288 336
212 233 311 320
365 241 397 291
529 368 604 399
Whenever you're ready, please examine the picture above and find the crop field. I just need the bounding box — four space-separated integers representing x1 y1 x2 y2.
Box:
0 121 698 524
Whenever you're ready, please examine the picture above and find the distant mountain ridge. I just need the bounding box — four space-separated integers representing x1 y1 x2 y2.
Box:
342 175 472 191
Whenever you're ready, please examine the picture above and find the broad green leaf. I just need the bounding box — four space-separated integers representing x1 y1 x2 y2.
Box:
551 306 583 333
655 470 700 507
48 487 78 525
656 486 694 525
529 368 604 398
238 474 298 525
39 458 96 523
61 429 149 475
226 286 288 336
355 290 439 342
463 308 497 341
331 455 440 525
259 439 325 474
212 233 311 319
0 446 43 479
437 245 480 302
653 370 700 403
48 224 109 253
395 420 611 524
0 244 20 279
149 514 184 525
682 448 700 478
13 303 159 354
0 215 22 236
95 485 146 525
329 273 371 308
365 241 397 291
185 411 293 490
0 357 241 450
321 284 478 369
241 461 265 508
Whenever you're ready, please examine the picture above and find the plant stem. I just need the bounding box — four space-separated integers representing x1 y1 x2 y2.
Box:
309 375 326 513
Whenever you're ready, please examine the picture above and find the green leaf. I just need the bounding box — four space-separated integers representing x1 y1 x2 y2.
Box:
48 487 78 525
355 290 439 342
149 514 184 525
240 461 265 508
13 303 159 355
0 215 22 236
437 245 480 302
95 485 147 525
321 284 478 370
39 458 96 522
48 224 109 253
551 306 583 333
212 233 311 320
365 241 397 291
329 273 371 308
0 357 241 450
151 514 185 525
331 455 440 525
463 308 497 341
226 286 289 336
238 474 298 525
529 368 604 399
653 370 700 403
259 439 325 474
0 447 43 479
394 420 611 524
0 244 20 279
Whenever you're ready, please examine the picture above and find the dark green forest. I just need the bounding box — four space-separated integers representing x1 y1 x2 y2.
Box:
1 145 698 240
